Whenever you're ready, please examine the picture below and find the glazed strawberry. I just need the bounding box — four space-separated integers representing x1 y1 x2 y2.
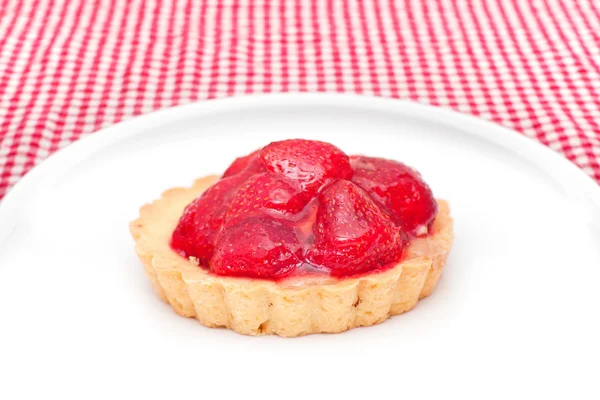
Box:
260 139 353 194
211 217 302 279
350 156 437 236
222 149 265 178
306 180 404 276
171 173 249 264
224 172 309 227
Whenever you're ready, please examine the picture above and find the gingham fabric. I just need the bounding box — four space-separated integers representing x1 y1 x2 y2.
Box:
1 0 599 199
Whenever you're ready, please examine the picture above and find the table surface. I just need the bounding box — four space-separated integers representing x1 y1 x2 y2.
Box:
1 0 599 200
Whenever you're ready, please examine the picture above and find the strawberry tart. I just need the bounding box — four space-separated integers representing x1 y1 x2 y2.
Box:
130 139 453 336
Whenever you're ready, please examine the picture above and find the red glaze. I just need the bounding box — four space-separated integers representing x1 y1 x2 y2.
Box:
212 217 302 279
171 140 437 280
260 139 353 194
350 156 437 236
224 172 310 227
170 172 250 264
306 180 404 277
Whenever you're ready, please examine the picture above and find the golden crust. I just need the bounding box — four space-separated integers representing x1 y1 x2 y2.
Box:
130 176 454 337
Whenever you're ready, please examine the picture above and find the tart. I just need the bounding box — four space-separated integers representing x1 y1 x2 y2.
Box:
130 139 454 337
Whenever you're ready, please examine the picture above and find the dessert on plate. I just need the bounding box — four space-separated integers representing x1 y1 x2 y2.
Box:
130 139 453 337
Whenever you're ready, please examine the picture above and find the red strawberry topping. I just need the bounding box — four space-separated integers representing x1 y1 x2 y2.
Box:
212 217 302 279
306 180 404 276
350 156 437 236
171 140 438 280
260 139 353 194
224 172 309 227
170 173 250 264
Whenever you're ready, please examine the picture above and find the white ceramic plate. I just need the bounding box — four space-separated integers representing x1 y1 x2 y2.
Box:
1 94 599 399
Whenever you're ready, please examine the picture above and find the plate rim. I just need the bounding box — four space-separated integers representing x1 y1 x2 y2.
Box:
1 93 599 247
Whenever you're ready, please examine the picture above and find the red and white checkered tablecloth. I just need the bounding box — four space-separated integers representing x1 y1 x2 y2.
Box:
1 0 599 199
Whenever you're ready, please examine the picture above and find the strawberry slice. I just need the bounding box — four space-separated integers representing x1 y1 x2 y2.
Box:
222 149 265 178
350 156 437 236
306 180 404 276
170 173 250 264
211 216 302 279
224 172 310 227
260 139 353 194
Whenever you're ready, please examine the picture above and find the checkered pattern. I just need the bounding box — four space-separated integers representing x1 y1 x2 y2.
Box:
1 0 599 199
